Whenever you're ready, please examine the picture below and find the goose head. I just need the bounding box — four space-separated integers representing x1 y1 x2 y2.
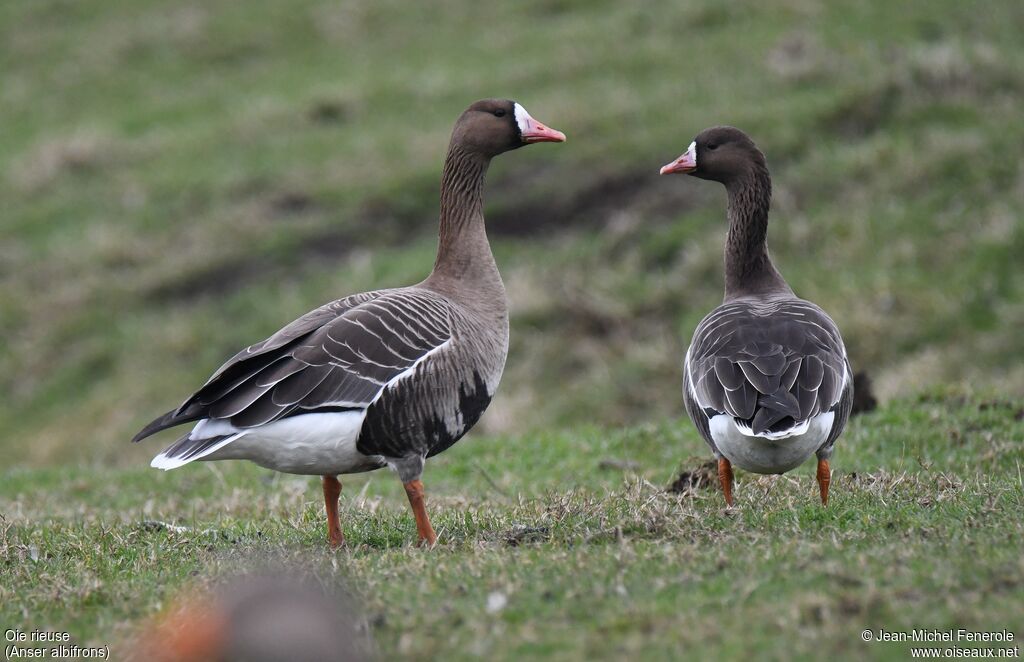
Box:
659 126 766 184
451 99 565 157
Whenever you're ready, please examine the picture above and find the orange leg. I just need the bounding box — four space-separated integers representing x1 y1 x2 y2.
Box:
816 458 831 506
403 479 437 547
717 457 735 506
322 475 344 548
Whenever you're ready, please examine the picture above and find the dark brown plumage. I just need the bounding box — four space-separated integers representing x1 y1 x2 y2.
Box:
132 99 565 547
662 126 853 506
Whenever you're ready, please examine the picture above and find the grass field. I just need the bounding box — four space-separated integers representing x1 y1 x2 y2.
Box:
3 0 1024 659
2 0 1023 460
2 394 1022 658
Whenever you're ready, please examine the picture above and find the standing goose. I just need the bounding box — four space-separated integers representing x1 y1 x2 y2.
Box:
133 99 565 547
660 126 852 506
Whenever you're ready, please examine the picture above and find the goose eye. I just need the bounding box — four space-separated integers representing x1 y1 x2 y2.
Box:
493 109 506 118
706 143 718 151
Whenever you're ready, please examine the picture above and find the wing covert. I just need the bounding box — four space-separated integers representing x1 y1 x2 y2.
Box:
685 297 848 437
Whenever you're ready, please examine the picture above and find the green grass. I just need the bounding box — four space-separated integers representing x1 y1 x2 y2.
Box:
2 0 1024 460
2 394 1022 659
3 2 1024 658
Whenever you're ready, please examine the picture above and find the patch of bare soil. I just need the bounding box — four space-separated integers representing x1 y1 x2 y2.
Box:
667 460 717 495
503 525 550 547
146 164 692 304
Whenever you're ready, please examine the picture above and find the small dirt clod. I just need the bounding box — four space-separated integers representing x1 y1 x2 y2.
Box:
667 460 718 495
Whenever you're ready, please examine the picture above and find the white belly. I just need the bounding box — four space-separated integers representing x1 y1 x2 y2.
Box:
201 412 385 475
710 412 834 474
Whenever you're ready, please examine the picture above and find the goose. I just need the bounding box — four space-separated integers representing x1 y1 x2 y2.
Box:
133 574 369 662
660 126 852 506
133 99 565 547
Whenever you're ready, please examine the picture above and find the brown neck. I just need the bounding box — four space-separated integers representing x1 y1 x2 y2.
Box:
426 143 505 304
722 166 791 300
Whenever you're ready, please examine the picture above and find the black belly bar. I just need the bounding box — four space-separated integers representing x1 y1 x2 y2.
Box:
357 371 492 459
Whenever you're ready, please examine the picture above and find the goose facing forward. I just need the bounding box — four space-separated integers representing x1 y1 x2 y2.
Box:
133 99 566 547
660 127 852 506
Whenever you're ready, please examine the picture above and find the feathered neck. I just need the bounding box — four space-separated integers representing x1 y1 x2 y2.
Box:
722 164 791 300
425 143 505 308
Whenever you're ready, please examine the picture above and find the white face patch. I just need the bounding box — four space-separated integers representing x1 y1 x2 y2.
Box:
513 102 532 135
686 140 697 166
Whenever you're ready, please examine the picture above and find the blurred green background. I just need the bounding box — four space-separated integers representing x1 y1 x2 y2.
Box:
2 0 1022 466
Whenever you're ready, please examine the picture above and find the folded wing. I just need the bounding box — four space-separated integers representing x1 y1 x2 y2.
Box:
685 298 849 438
133 289 454 441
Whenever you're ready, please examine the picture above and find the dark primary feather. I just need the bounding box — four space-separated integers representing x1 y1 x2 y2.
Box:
132 288 454 442
160 433 235 463
685 296 848 438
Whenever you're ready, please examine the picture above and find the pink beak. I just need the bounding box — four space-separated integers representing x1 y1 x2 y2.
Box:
660 141 697 175
514 103 566 144
521 116 566 144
